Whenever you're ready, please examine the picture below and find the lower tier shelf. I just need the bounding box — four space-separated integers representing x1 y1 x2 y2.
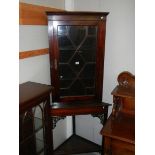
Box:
54 134 102 155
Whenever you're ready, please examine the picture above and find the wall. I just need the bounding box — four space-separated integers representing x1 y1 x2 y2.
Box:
20 0 65 9
19 0 69 149
74 0 102 12
74 0 135 146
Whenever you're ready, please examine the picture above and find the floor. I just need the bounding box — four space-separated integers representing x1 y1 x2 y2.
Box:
73 153 99 155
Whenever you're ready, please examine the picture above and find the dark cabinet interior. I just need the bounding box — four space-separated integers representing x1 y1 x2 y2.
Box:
58 25 97 97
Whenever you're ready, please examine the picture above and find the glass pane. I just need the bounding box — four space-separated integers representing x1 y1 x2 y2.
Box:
69 26 86 46
69 53 85 73
59 64 76 80
57 25 97 97
88 26 97 35
70 79 85 96
82 78 95 87
79 49 96 62
58 26 67 36
80 37 97 50
79 64 96 79
60 79 72 88
20 102 46 155
59 50 74 63
36 138 44 154
58 36 75 50
20 111 34 140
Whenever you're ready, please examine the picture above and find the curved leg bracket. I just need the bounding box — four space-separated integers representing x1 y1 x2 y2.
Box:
91 114 105 125
52 116 66 129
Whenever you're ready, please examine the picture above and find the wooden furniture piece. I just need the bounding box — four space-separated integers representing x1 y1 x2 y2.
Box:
51 101 111 155
19 82 53 155
101 71 135 155
47 11 109 102
47 12 111 155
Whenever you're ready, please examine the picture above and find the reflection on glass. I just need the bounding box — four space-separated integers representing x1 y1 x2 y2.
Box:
20 103 45 155
57 25 97 96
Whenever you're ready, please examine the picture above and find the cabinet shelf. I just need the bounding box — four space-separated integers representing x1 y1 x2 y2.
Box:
51 101 110 116
54 134 101 155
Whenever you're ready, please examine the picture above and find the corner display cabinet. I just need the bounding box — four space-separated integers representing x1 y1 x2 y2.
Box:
47 12 111 155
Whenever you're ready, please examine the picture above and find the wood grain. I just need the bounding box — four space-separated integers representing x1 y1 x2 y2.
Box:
19 48 49 59
19 2 64 25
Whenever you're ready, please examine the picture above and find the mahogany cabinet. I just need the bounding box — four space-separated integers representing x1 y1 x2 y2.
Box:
47 12 111 155
47 12 109 102
19 82 53 155
101 72 135 155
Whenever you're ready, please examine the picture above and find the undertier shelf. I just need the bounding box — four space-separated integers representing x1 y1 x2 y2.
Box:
54 134 102 155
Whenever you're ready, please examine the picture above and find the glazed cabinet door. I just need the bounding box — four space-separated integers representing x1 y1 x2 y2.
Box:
47 13 107 102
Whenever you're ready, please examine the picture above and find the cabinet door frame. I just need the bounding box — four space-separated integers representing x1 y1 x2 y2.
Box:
48 18 106 102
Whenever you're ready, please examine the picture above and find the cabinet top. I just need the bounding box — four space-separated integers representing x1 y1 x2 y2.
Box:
47 11 109 21
46 11 109 16
19 82 53 113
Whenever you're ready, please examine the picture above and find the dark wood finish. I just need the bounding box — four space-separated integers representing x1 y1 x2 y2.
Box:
47 11 109 102
46 12 109 21
51 101 110 116
19 82 53 155
47 11 110 155
101 114 135 155
101 71 135 155
19 81 52 113
54 134 102 155
111 71 135 117
50 100 111 155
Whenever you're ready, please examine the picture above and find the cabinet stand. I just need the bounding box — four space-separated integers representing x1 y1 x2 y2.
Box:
51 101 111 155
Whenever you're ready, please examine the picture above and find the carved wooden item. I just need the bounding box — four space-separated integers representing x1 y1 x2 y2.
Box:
101 71 135 155
112 71 135 117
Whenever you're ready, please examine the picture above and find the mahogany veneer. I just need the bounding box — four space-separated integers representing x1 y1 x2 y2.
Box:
51 101 110 116
101 71 135 155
